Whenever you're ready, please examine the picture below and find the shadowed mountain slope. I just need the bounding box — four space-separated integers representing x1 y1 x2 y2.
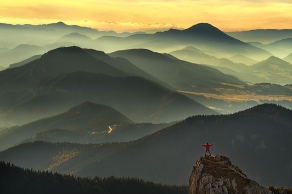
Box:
0 102 171 150
1 104 291 187
0 71 215 125
0 102 133 150
84 49 171 89
110 49 244 91
163 23 271 60
101 23 271 60
0 46 127 95
0 161 188 194
249 56 292 84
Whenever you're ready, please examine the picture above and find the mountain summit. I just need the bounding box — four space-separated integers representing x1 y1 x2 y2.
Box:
189 154 272 194
184 23 224 35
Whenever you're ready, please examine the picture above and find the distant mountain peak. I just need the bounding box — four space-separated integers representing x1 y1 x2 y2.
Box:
61 32 92 39
266 55 286 62
44 46 84 55
54 21 66 26
185 23 221 32
239 103 291 116
68 101 112 113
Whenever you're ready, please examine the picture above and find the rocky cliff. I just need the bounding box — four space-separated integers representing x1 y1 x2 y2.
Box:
189 154 272 194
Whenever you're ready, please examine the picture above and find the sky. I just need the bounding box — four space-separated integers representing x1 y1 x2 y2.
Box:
0 0 291 32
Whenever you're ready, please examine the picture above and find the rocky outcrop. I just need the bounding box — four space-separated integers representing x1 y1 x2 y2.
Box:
189 154 272 194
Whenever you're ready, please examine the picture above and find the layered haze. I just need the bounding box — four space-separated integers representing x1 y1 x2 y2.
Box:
0 19 292 191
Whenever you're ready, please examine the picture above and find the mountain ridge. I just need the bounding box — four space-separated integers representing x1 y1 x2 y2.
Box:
1 103 291 186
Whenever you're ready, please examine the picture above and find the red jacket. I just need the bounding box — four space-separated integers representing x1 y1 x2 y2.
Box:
201 144 213 151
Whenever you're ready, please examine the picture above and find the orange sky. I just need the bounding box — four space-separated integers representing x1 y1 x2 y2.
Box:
0 0 291 32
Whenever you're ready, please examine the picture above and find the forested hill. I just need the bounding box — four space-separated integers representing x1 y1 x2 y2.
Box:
0 161 188 194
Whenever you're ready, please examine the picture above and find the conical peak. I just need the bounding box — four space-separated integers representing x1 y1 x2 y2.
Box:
185 23 220 32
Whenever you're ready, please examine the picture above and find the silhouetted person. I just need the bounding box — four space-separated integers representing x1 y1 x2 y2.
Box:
201 143 213 156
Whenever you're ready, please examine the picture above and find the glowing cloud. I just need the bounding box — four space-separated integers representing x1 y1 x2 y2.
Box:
0 0 291 32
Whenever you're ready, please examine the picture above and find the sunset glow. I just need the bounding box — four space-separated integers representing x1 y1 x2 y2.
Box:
0 0 291 32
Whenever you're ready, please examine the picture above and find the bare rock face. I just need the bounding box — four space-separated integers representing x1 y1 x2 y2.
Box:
189 154 272 194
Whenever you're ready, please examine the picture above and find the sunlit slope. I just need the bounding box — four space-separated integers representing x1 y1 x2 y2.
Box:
1 104 291 187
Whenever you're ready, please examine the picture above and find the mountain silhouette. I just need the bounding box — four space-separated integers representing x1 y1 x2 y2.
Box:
227 29 292 44
110 48 244 91
0 44 44 67
283 53 292 64
0 102 133 150
169 46 219 65
93 23 271 60
169 47 250 75
0 101 171 150
178 23 271 60
268 38 292 53
1 104 291 187
184 23 222 33
9 55 41 69
55 32 94 48
250 56 292 84
0 46 126 95
84 49 171 89
228 54 257 65
0 71 215 125
248 42 289 58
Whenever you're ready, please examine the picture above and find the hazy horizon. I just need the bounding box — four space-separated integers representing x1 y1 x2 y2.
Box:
0 0 291 32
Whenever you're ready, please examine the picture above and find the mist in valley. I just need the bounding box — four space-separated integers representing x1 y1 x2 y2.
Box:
1 21 292 191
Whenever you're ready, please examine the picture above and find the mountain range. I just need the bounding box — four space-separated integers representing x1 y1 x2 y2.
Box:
1 21 292 191
0 102 171 150
227 29 292 44
110 48 244 91
96 23 271 61
0 46 218 125
169 47 292 85
283 53 292 64
1 104 291 187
